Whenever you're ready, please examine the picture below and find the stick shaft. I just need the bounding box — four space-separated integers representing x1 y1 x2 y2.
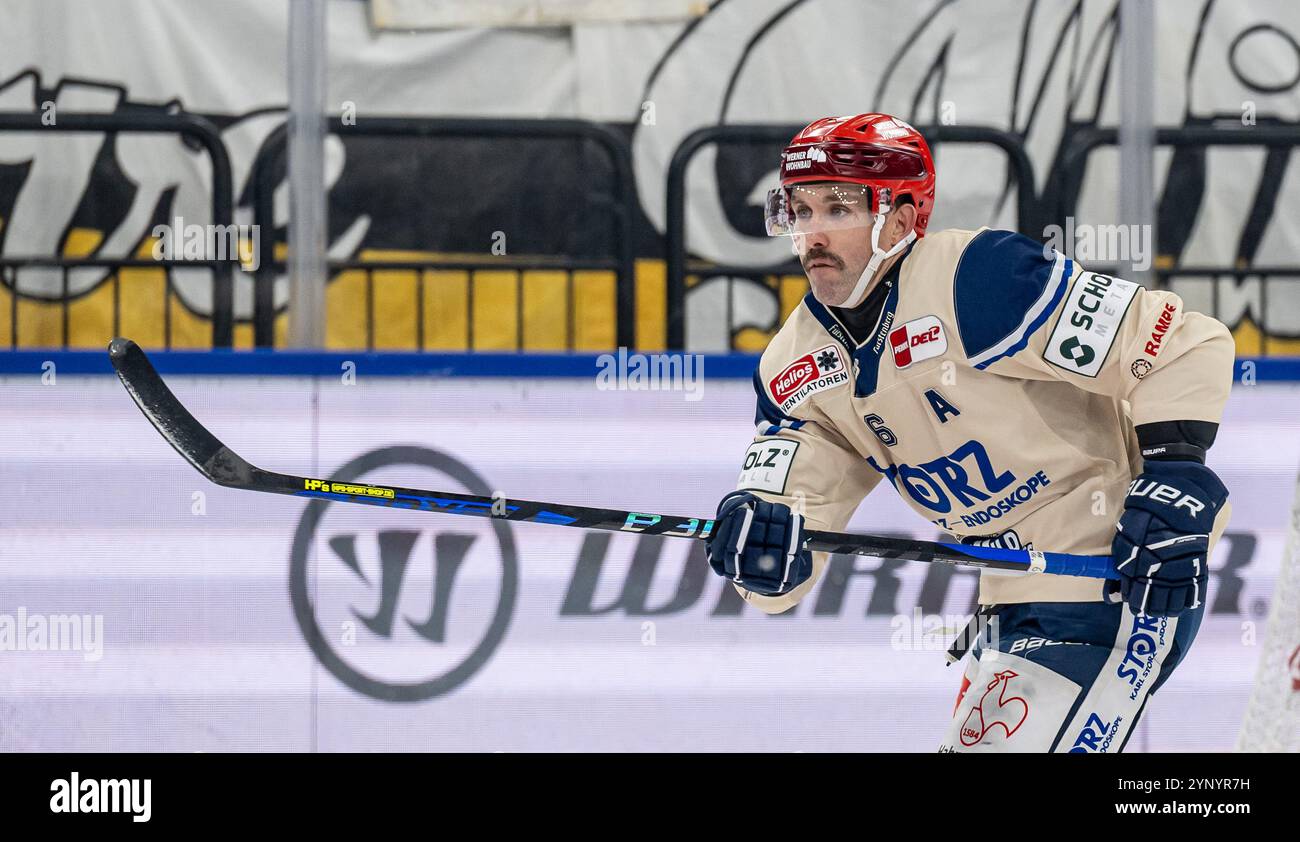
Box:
108 337 1116 580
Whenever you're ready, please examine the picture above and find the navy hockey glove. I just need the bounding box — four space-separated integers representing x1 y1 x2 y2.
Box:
1111 460 1228 617
705 491 813 596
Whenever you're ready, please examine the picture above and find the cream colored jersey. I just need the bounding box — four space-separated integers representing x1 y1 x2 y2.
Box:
733 227 1235 611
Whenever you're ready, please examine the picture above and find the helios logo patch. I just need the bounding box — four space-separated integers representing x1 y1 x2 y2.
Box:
890 315 947 369
1043 272 1140 377
768 344 848 412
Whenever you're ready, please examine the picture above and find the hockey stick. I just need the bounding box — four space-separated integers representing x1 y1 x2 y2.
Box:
108 337 1117 581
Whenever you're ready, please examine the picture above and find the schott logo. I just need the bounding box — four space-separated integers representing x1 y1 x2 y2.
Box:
289 446 518 702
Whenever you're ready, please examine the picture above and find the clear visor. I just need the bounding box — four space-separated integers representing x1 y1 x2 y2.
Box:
764 182 877 238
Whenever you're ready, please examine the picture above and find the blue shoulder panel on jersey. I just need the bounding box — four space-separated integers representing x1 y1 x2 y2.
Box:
953 230 1072 369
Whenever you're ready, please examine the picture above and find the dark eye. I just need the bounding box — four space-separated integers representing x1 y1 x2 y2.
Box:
830 205 850 217
794 206 812 219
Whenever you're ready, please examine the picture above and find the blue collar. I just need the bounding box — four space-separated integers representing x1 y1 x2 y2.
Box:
800 243 913 398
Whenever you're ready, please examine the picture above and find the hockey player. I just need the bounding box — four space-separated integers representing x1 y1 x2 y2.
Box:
703 113 1234 752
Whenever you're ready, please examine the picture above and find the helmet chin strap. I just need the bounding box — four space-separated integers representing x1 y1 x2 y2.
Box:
837 198 916 309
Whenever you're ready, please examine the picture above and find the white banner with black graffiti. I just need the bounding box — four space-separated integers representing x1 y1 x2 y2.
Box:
0 372 1296 751
369 0 705 29
3 0 1300 348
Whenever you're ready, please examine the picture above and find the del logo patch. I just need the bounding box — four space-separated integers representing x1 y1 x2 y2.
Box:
769 344 848 412
890 315 947 369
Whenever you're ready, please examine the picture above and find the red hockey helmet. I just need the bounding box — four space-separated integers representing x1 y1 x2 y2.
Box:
765 113 936 237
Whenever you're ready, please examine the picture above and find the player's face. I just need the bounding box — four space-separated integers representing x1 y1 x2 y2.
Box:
788 184 876 306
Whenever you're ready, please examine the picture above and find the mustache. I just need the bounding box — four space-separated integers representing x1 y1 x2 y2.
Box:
801 248 843 270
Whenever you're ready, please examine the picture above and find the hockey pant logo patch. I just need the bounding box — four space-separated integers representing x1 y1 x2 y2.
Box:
942 652 1081 752
960 669 1029 746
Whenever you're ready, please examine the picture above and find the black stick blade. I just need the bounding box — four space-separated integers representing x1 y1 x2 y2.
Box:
108 337 254 487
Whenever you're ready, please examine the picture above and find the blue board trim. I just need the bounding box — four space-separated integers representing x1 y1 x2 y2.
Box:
0 350 1297 381
0 349 762 378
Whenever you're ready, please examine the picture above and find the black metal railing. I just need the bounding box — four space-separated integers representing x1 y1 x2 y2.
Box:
664 123 1038 350
2 112 1299 355
248 117 638 349
0 112 236 347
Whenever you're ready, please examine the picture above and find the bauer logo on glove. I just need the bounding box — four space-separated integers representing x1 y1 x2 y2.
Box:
1111 460 1229 618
